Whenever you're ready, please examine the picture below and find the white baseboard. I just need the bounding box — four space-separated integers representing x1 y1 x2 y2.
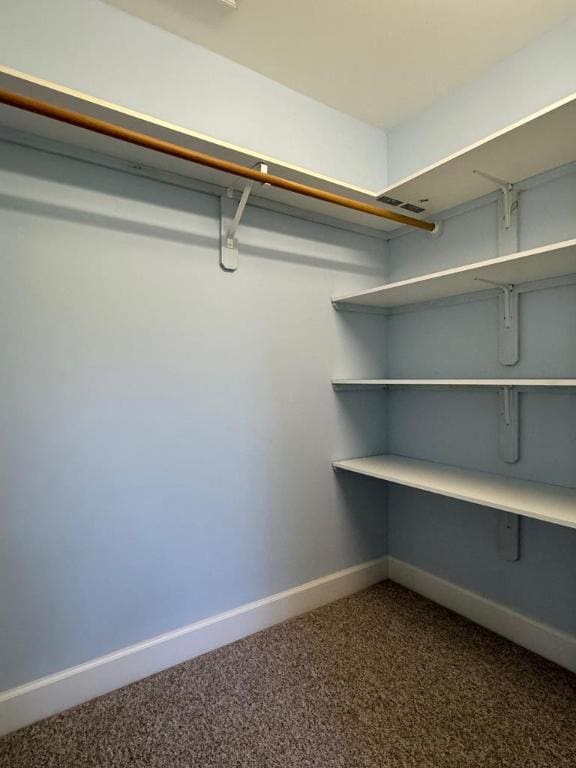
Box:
3 555 572 738
388 557 576 674
0 556 388 737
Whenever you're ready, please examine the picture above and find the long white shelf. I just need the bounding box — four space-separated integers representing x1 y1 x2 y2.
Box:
377 92 576 217
2 68 576 235
333 239 576 309
333 455 576 529
332 379 576 390
0 66 402 234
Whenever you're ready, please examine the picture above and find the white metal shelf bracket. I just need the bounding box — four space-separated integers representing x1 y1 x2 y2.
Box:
498 386 519 463
472 171 520 364
498 184 519 256
474 278 519 365
473 170 519 255
220 163 268 272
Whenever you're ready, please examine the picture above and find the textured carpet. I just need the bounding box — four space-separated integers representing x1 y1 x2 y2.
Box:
2 581 576 767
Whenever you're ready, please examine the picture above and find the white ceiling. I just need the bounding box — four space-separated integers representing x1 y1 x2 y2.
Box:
106 0 576 128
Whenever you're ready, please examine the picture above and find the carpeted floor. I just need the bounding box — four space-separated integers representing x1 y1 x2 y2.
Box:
1 582 576 768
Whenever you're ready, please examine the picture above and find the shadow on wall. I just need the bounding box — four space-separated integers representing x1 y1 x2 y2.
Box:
332 310 389 379
0 191 385 277
0 136 388 278
388 484 576 635
332 391 388 460
0 191 217 250
334 472 389 558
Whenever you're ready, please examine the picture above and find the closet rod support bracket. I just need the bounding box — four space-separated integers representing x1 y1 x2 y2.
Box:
220 163 268 271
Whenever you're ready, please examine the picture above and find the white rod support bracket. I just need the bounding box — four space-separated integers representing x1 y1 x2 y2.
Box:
226 184 252 247
474 279 519 365
498 386 519 463
220 162 268 272
472 170 518 255
496 511 520 561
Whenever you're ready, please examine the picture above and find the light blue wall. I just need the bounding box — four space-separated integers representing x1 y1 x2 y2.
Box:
0 0 388 190
0 137 389 691
1 0 575 694
386 169 576 635
388 15 576 183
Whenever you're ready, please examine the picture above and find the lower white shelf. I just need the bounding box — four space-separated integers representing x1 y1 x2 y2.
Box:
332 379 576 390
333 454 576 529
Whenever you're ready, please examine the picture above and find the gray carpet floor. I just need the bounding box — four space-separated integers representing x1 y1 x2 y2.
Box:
1 581 576 767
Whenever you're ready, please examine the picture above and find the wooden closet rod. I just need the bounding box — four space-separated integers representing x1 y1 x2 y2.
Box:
0 88 435 232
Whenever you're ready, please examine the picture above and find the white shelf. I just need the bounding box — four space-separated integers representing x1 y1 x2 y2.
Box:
332 379 576 390
0 66 403 234
377 92 576 216
333 454 576 529
3 69 575 234
333 239 576 309
4 63 573 236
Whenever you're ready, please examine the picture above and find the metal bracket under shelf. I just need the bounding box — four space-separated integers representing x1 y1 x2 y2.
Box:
220 162 268 272
498 386 519 463
497 183 519 257
473 171 520 366
474 279 519 366
473 170 519 255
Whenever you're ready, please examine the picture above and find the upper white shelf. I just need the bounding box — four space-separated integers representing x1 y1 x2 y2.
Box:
0 66 402 234
378 92 576 216
333 455 576 529
2 68 575 234
333 239 576 310
332 379 576 390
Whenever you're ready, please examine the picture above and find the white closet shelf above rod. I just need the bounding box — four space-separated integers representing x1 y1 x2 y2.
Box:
0 82 436 235
376 92 576 217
